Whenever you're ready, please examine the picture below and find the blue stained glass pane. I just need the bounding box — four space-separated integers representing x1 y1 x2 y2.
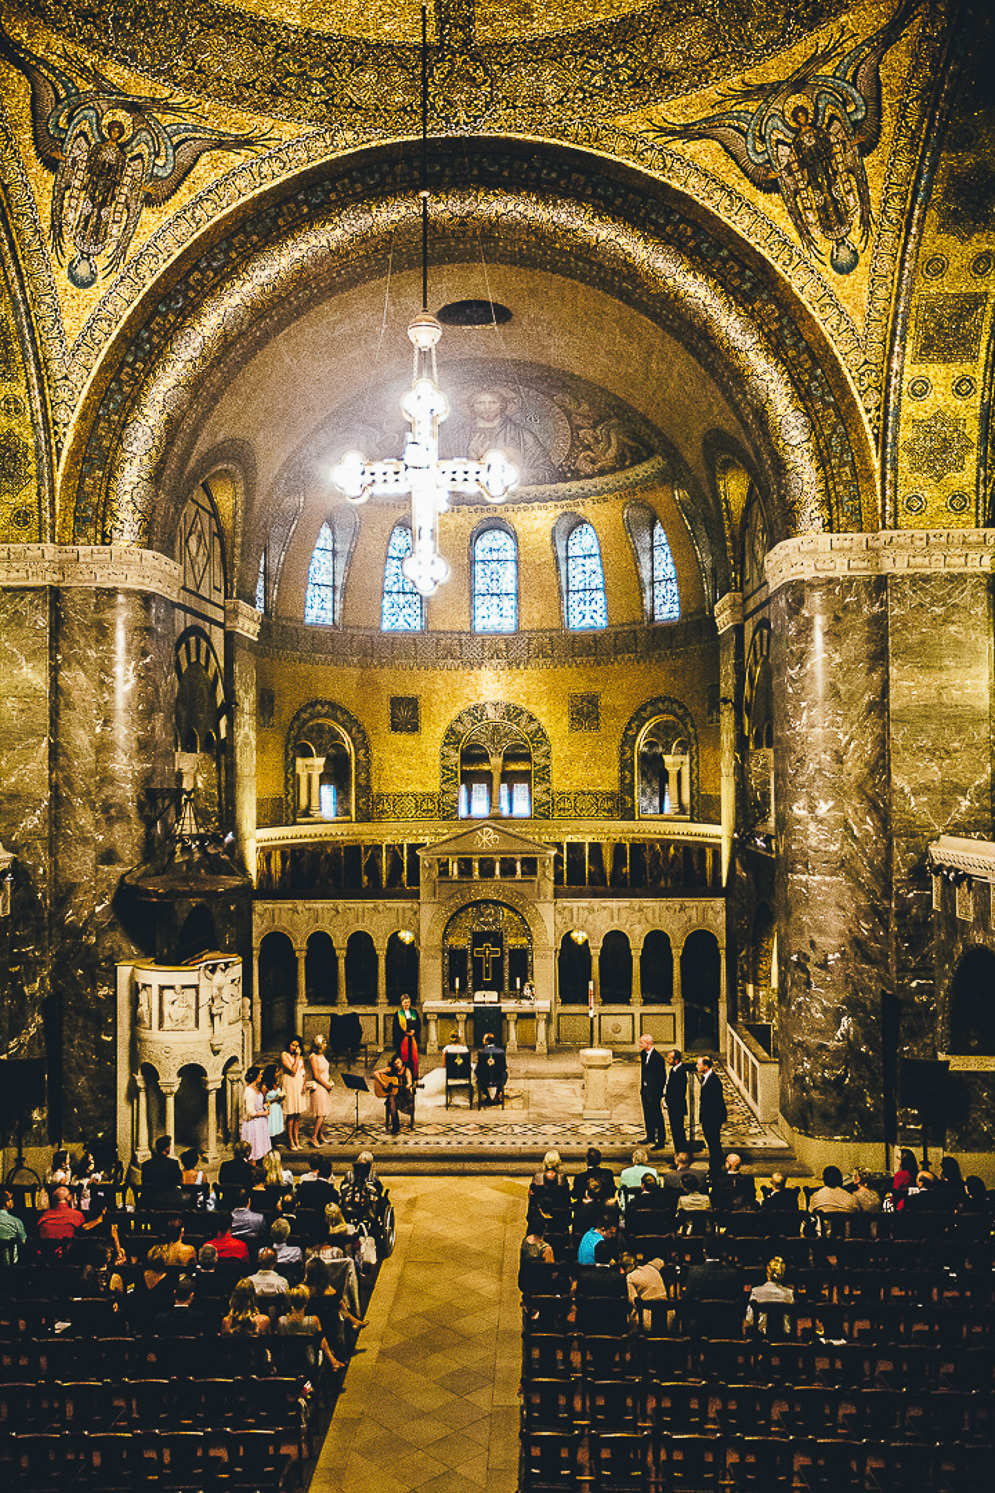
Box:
512 781 531 817
319 783 337 819
470 782 490 816
255 551 266 612
381 524 424 632
565 522 607 630
458 784 470 818
304 523 336 623
499 783 511 816
651 520 680 621
473 528 517 633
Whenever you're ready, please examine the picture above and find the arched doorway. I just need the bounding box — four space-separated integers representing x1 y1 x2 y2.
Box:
306 931 338 1004
443 901 532 997
558 930 592 1005
681 930 721 1052
174 1062 207 1150
640 930 673 1004
385 931 419 1004
258 931 295 1047
599 930 632 1004
949 946 995 1054
345 931 377 1004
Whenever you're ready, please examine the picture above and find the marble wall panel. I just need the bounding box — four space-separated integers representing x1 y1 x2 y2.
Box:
887 573 994 1056
0 589 51 1126
771 576 890 1141
52 588 176 1140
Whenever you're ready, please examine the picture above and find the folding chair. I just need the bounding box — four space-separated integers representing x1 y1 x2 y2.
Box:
589 1430 647 1490
521 1378 577 1430
520 1428 579 1490
444 1049 473 1108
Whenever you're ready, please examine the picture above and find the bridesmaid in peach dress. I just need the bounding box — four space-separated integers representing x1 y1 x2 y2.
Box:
308 1035 334 1146
281 1037 306 1151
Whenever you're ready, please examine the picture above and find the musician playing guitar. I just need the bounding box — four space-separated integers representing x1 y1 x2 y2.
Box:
373 1054 414 1135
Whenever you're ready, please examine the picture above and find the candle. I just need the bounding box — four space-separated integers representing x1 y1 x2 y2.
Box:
455 977 460 993
516 976 521 992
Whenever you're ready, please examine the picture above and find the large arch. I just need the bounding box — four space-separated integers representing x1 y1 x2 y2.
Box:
619 695 699 821
283 699 372 823
440 702 553 821
56 139 877 561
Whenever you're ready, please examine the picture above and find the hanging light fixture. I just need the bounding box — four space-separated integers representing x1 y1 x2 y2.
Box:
331 5 518 596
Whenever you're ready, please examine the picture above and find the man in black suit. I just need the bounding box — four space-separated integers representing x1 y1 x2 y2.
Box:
664 1049 688 1154
140 1134 182 1208
696 1055 727 1175
154 1274 208 1336
638 1035 666 1147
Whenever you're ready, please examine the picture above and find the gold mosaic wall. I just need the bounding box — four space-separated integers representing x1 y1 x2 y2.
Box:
0 248 42 542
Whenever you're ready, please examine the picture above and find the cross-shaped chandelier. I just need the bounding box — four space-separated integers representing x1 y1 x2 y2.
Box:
331 6 519 597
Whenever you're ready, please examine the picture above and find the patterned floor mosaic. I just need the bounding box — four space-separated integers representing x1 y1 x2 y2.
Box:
292 1053 788 1157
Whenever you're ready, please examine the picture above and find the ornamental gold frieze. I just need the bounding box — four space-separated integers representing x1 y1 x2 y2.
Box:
65 144 870 548
18 0 852 130
257 615 718 672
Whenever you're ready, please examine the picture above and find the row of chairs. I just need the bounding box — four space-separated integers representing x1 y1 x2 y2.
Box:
0 1429 293 1492
522 1376 995 1443
520 1429 990 1491
0 1333 319 1383
523 1333 995 1391
0 1375 308 1447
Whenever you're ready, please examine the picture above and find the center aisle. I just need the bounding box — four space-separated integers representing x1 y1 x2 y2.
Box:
312 1175 527 1493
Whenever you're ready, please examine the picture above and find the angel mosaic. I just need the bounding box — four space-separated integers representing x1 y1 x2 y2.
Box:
645 0 923 275
0 24 266 288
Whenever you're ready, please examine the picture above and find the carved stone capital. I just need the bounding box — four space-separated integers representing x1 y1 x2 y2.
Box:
0 544 182 600
713 591 743 634
765 529 995 593
226 598 263 640
928 835 995 884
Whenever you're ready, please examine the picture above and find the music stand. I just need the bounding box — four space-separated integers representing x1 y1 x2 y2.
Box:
342 1073 375 1140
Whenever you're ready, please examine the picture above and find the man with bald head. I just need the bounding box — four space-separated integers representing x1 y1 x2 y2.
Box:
638 1034 666 1148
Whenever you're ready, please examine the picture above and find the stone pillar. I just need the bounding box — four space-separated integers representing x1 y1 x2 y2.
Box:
425 1009 439 1052
535 1005 548 1056
506 1010 519 1053
718 944 729 1056
295 947 307 1035
580 1047 612 1119
134 1074 150 1160
160 1080 178 1146
770 572 889 1144
205 1078 221 1162
251 946 262 1053
226 609 260 875
714 592 743 886
376 944 388 1046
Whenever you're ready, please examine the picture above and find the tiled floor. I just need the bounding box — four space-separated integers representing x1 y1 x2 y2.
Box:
302 1051 787 1157
312 1175 528 1492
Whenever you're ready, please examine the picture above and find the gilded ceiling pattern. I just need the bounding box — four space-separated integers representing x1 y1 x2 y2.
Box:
0 253 41 541
0 1 984 543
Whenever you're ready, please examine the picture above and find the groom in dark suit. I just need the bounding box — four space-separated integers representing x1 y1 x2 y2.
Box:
664 1049 688 1154
696 1056 727 1174
638 1035 666 1148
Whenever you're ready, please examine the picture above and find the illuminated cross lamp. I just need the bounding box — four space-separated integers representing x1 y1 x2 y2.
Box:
332 312 518 597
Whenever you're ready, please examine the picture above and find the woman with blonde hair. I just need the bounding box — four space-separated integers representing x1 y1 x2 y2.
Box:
262 1149 292 1188
276 1284 344 1370
308 1035 334 1146
221 1278 270 1337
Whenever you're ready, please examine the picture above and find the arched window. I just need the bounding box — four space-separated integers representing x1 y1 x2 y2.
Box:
651 520 680 621
381 524 424 632
565 521 607 629
255 550 266 612
473 527 518 633
304 522 336 624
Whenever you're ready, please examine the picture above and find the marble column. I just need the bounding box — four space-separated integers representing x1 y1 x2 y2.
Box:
771 576 890 1142
227 624 258 876
887 574 993 1057
53 586 176 1139
205 1078 221 1162
295 947 307 1036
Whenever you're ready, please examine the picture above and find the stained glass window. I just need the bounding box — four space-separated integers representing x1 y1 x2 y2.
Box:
254 550 266 612
473 527 517 633
304 523 335 624
651 520 680 621
381 524 424 632
319 783 337 819
470 783 490 817
565 522 607 629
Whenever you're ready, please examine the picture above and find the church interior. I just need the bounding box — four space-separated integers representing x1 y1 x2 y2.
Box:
0 0 994 1486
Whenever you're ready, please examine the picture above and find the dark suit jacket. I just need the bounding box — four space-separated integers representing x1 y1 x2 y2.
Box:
698 1072 727 1131
217 1157 255 1190
140 1153 182 1205
572 1165 617 1202
664 1061 688 1114
683 1259 742 1303
761 1188 799 1213
641 1047 665 1100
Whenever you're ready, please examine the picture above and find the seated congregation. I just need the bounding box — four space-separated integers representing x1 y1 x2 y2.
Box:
0 1141 393 1491
519 1147 995 1491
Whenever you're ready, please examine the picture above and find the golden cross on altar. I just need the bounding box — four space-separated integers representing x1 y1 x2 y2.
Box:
473 941 501 982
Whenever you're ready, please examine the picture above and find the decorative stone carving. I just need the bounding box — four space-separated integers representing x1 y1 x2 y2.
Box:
765 529 995 593
119 953 248 1161
713 591 743 634
0 543 182 599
